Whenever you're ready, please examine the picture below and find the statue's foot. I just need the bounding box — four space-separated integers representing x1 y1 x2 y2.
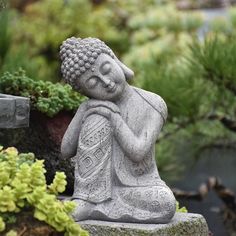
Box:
90 186 176 223
71 199 95 221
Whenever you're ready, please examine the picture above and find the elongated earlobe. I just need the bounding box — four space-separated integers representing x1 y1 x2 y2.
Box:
115 57 134 81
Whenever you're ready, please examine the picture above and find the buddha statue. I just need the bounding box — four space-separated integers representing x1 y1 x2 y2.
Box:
60 37 176 223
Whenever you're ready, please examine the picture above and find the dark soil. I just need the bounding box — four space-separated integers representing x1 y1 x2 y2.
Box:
1 211 63 236
0 110 75 194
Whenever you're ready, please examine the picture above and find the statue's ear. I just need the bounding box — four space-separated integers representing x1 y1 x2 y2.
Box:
115 57 134 81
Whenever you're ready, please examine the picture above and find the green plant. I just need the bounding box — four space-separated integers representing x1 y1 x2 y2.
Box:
155 139 184 182
0 146 88 236
5 0 204 82
0 69 86 117
0 8 40 79
0 8 11 67
6 230 17 236
176 201 187 213
9 0 130 82
128 33 236 182
4 0 236 195
189 37 236 97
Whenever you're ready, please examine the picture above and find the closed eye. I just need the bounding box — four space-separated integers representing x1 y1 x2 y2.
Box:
100 61 111 75
86 76 98 89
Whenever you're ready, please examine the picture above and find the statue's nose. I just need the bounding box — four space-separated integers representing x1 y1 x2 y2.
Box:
100 77 112 88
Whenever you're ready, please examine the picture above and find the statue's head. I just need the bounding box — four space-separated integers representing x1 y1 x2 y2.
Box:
60 37 134 101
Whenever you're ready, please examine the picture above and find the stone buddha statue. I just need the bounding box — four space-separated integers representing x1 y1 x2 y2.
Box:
60 37 176 223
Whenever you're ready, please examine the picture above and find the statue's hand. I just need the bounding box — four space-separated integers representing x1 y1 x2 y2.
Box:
82 107 111 122
82 106 120 124
86 99 120 114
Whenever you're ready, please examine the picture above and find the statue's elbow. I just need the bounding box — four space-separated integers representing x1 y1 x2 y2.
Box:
132 145 150 162
127 147 148 163
123 139 151 162
61 143 74 159
61 147 68 159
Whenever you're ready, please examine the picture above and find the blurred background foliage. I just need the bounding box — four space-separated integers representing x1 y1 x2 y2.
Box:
1 0 236 182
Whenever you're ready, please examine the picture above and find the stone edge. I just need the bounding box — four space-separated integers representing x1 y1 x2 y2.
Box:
78 213 209 236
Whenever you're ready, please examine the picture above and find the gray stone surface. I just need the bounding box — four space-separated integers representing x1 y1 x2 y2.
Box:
60 37 176 223
0 93 30 128
78 213 209 236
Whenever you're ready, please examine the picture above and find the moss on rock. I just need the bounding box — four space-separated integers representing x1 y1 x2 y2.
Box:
79 213 209 236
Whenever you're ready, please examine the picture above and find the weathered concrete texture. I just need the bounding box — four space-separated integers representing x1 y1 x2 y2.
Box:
60 37 176 223
78 213 209 236
0 93 30 128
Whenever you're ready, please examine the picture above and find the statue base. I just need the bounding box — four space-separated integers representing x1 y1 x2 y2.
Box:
78 213 208 236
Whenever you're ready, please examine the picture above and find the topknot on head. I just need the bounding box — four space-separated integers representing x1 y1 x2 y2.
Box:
60 37 115 89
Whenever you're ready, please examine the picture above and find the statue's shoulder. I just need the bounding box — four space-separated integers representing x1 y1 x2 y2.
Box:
132 86 168 122
77 99 89 110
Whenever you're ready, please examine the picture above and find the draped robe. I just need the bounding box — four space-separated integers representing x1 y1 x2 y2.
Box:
72 87 176 222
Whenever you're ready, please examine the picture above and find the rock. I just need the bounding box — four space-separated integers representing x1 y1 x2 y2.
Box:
78 213 209 236
0 93 30 128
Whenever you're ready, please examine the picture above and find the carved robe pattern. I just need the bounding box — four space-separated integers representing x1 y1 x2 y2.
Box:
72 87 176 222
73 114 112 203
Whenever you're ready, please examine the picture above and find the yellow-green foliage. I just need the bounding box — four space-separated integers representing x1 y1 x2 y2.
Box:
2 0 204 82
176 201 188 213
7 0 129 81
5 230 17 236
0 146 88 236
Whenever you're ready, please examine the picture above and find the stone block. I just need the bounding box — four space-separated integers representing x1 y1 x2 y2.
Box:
78 213 209 236
0 93 30 128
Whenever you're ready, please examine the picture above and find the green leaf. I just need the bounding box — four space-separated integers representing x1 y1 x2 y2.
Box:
34 209 47 221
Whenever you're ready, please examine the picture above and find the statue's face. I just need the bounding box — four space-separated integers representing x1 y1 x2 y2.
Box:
76 54 127 101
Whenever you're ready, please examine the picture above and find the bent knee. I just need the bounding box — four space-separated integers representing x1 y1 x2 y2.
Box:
149 186 176 220
159 187 176 220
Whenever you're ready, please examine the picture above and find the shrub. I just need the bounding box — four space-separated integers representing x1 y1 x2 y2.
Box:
0 146 88 236
0 69 86 117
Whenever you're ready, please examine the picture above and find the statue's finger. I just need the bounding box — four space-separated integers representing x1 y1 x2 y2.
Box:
87 101 119 114
82 107 110 122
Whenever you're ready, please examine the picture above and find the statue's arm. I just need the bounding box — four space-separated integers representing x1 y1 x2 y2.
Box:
61 102 87 159
112 109 164 162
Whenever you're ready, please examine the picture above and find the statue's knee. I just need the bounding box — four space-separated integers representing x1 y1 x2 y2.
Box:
148 187 175 220
158 187 176 221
